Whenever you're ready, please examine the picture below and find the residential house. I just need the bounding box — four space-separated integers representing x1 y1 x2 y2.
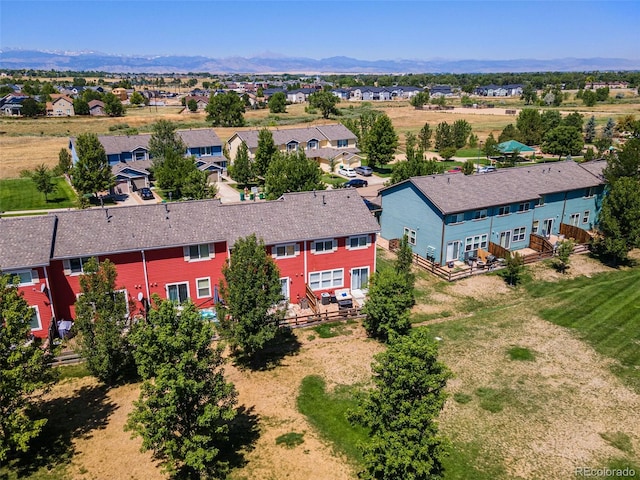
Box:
0 93 28 116
388 85 423 99
111 88 129 101
184 95 209 111
0 190 379 336
46 94 75 116
475 84 523 97
88 99 105 116
429 85 454 97
286 88 317 103
350 87 392 101
331 88 351 100
112 161 151 195
379 161 605 266
227 124 360 172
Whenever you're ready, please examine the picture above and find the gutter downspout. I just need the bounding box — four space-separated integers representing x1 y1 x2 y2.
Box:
560 191 568 234
43 266 56 319
439 214 446 265
141 250 151 301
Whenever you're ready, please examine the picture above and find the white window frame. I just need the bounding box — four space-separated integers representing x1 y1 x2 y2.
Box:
532 220 540 234
513 227 527 242
185 243 213 262
280 277 290 301
569 213 580 227
473 209 487 220
272 243 299 259
307 139 319 150
64 257 91 275
518 202 530 213
10 269 37 286
450 213 465 224
286 141 299 152
196 277 211 299
312 238 337 254
464 234 488 252
583 210 590 224
585 187 595 198
29 306 42 331
337 139 348 148
403 227 417 246
347 235 369 250
309 269 344 291
351 267 370 290
166 281 190 304
498 205 511 216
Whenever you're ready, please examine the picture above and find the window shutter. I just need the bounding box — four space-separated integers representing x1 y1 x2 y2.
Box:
183 246 190 262
63 259 71 275
31 269 39 283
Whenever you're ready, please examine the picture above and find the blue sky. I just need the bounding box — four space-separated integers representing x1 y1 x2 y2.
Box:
1 1 639 61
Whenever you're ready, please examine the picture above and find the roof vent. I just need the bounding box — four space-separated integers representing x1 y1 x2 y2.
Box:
447 177 450 184
322 195 326 205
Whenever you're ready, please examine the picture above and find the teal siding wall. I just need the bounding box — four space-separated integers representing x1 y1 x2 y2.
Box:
380 183 444 261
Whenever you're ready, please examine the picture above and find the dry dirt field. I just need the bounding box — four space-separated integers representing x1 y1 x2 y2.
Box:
40 253 639 480
2 95 639 178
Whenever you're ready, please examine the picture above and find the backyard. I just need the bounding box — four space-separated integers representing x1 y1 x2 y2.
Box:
3 251 639 480
0 176 77 211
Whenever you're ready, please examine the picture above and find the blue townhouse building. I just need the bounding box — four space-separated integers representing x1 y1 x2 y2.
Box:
379 160 606 265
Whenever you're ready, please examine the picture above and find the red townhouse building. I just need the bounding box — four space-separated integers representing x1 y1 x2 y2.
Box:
0 190 380 338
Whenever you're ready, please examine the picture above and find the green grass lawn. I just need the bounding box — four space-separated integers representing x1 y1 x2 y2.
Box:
322 174 346 188
0 177 77 211
526 268 640 393
454 148 486 158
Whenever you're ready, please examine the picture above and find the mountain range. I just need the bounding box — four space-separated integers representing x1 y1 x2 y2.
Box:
1 49 639 74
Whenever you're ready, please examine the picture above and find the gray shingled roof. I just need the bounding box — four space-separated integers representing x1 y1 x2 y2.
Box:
0 215 56 269
51 189 379 259
382 160 605 215
233 124 357 150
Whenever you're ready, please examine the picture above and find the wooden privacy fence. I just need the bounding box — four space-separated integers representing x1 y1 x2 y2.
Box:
528 234 554 254
560 223 593 245
281 307 365 328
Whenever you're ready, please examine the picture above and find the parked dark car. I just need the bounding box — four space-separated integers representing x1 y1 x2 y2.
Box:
354 165 373 176
138 187 154 200
343 178 368 188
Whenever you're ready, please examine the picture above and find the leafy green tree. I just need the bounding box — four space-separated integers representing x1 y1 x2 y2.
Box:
516 108 544 145
595 86 610 102
82 89 103 102
268 91 287 113
21 98 44 117
584 115 597 142
582 89 597 107
483 132 500 158
594 177 640 264
498 124 522 143
153 150 203 199
439 146 457 160
521 83 538 105
264 150 325 200
308 90 340 118
57 147 73 175
362 268 413 342
0 271 55 461
501 252 524 286
74 258 135 384
364 113 398 169
434 121 454 151
562 112 584 130
594 137 613 157
130 91 145 106
206 92 245 127
230 142 253 187
418 122 432 150
460 95 474 107
219 234 283 360
72 132 114 197
452 119 472 149
409 91 430 109
541 110 562 134
31 163 56 201
554 239 575 273
103 92 124 116
604 138 640 182
181 169 217 200
148 120 186 159
395 234 416 292
187 98 198 112
127 299 238 479
73 97 90 115
349 329 452 480
583 147 596 161
254 128 277 179
468 133 478 149
615 114 637 135
603 117 616 140
542 126 584 160
462 159 476 175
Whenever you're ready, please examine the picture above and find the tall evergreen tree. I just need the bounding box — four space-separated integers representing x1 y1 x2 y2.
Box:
418 122 432 150
230 142 253 187
127 299 238 479
72 132 114 197
434 121 454 151
148 120 186 160
219 234 284 361
452 119 472 149
0 271 55 461
365 113 398 168
349 329 452 480
584 115 597 143
516 108 544 145
603 117 616 140
254 128 277 179
74 258 136 384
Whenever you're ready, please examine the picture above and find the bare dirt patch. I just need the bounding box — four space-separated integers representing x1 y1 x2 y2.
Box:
438 308 640 479
528 253 615 283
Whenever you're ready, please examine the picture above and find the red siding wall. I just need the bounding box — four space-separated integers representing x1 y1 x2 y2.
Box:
14 267 54 339
270 242 306 302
